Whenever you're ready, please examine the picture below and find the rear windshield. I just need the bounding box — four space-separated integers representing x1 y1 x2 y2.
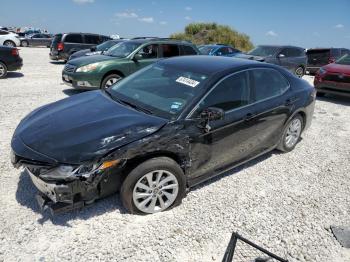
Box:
307 49 330 64
248 46 280 57
336 54 350 65
52 34 62 44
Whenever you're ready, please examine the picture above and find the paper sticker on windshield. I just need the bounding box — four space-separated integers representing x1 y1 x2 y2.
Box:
176 77 200 88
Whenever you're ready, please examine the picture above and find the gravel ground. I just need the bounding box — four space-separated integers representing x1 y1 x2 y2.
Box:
0 48 350 262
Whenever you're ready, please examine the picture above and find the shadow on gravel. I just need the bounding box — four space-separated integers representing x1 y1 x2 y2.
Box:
317 94 350 106
16 170 126 227
6 72 24 78
62 88 86 97
50 61 66 65
191 150 276 192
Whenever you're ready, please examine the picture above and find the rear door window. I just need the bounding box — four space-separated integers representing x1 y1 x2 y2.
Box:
84 35 100 44
64 34 83 43
161 44 180 58
181 45 197 55
252 69 289 102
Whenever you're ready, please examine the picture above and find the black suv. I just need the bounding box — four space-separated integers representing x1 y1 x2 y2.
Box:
49 33 111 62
239 45 307 77
306 48 350 75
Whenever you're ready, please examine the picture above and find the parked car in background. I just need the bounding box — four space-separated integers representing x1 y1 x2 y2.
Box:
20 33 52 47
49 33 111 62
0 46 23 78
0 30 20 47
244 45 307 77
62 38 200 89
68 39 126 61
314 54 350 97
198 44 241 57
306 48 350 75
11 56 315 215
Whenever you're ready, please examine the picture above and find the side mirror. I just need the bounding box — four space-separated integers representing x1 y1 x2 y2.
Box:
133 53 143 61
200 107 225 121
90 46 96 52
278 53 286 58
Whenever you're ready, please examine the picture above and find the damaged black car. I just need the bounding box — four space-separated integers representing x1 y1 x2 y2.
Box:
11 56 315 215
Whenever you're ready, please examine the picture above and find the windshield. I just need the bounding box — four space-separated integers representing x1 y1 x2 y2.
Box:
336 54 350 65
104 41 142 58
199 46 215 55
248 46 280 57
96 40 121 52
108 64 209 119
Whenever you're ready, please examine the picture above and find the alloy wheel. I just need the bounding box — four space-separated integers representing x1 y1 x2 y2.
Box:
21 41 28 47
295 67 304 78
0 64 5 77
4 41 15 47
133 170 179 214
104 76 120 89
285 118 302 148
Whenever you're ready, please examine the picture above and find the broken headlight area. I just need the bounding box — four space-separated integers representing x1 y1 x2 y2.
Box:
32 159 121 182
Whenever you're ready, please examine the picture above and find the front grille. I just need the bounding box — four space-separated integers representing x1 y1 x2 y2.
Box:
323 73 350 83
64 64 76 73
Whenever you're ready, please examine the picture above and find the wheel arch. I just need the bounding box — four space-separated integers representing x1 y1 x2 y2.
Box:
101 70 125 86
285 109 307 131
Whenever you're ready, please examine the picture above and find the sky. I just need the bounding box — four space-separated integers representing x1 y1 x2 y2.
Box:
0 0 349 49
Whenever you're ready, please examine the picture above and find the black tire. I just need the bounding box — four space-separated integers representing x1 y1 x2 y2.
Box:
3 40 16 47
120 157 186 215
316 91 325 97
0 61 8 79
295 66 304 78
21 40 29 47
101 74 122 89
277 114 304 152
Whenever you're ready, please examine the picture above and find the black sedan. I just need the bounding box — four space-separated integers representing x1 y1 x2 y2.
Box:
0 45 22 78
11 56 315 215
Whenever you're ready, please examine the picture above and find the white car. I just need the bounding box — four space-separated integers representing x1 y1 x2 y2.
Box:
0 30 20 47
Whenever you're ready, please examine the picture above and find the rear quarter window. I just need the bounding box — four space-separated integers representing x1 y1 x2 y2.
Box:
64 34 83 43
84 35 100 44
181 45 198 55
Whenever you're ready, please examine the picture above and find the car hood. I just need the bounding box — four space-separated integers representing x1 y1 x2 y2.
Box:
323 63 350 74
13 91 166 164
68 54 117 67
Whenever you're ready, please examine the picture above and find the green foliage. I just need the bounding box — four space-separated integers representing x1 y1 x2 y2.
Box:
170 22 254 52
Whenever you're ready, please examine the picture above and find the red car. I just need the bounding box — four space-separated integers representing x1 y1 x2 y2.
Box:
314 54 350 97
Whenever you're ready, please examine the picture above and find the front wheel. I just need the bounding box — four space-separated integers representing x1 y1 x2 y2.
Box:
277 114 303 152
101 74 122 89
295 66 304 78
120 157 186 214
21 40 29 47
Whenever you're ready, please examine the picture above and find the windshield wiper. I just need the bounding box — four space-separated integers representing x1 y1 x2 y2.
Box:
103 90 153 115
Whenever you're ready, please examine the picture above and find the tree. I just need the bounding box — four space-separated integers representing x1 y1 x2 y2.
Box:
170 22 254 52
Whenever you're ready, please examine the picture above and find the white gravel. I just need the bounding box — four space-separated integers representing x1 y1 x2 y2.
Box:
0 48 350 262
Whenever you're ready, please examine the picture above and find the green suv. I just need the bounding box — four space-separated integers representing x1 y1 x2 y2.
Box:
62 38 200 89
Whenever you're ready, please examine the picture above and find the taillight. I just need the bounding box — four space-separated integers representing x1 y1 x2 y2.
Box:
328 57 336 64
57 42 64 51
11 48 19 56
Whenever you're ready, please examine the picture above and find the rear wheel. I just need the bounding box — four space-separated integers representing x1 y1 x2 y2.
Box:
101 74 122 89
21 40 29 47
277 114 303 152
295 66 304 78
4 40 16 47
0 62 8 78
120 157 186 214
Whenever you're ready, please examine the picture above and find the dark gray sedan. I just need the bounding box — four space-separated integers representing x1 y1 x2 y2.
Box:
20 34 52 47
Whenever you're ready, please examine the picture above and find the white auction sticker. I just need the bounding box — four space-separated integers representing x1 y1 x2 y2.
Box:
176 77 200 88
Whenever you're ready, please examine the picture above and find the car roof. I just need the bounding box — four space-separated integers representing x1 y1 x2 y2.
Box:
158 55 262 75
258 45 304 49
124 38 194 45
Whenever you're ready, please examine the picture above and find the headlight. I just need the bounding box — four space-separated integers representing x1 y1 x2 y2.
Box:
39 159 121 181
76 62 101 73
318 67 326 75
